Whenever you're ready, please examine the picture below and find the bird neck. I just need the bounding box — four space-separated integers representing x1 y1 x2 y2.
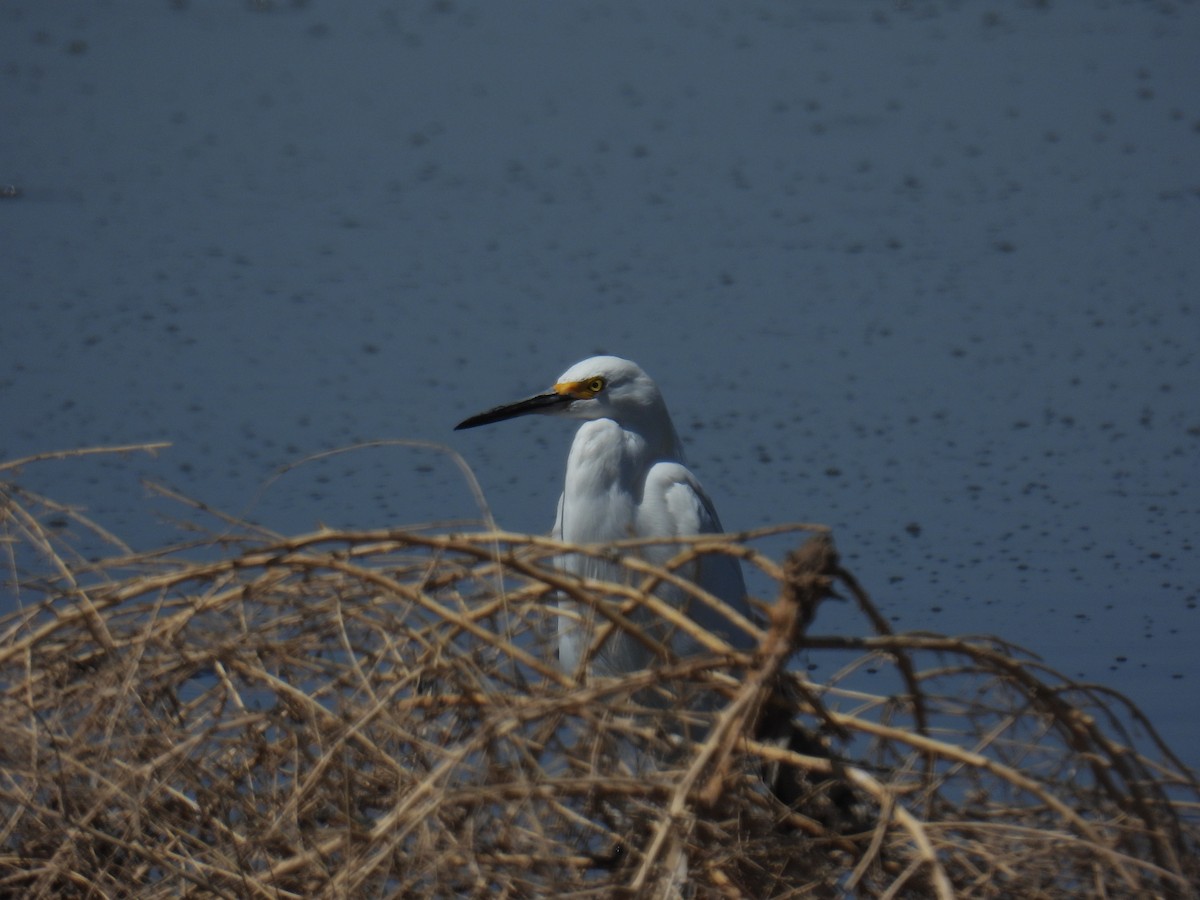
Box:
625 404 686 463
566 413 685 480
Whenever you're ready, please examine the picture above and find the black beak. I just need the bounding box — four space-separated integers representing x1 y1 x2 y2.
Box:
454 391 572 430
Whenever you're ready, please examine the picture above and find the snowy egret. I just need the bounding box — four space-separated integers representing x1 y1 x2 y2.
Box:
455 355 754 678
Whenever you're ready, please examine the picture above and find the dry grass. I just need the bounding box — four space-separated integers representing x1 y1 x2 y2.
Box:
1 447 1197 898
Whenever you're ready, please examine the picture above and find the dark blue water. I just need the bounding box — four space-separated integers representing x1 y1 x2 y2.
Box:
3 2 1197 766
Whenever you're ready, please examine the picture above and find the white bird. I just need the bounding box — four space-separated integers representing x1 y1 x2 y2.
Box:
455 355 754 680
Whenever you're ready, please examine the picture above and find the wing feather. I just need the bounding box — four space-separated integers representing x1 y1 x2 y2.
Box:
637 462 753 654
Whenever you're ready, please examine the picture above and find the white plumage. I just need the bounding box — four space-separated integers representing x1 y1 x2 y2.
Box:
456 355 753 678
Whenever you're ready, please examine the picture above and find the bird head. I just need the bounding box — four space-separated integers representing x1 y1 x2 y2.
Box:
454 356 670 432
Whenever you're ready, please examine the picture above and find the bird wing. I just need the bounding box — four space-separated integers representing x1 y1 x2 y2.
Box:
637 462 754 652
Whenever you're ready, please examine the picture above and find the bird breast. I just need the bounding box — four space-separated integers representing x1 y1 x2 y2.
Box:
559 419 648 545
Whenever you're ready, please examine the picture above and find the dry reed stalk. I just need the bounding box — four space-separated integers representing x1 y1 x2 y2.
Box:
0 454 1197 898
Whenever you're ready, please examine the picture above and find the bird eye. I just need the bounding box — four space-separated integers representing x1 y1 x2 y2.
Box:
587 377 606 393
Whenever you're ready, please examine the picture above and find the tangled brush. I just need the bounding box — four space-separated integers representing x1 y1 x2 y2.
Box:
1 448 1197 898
